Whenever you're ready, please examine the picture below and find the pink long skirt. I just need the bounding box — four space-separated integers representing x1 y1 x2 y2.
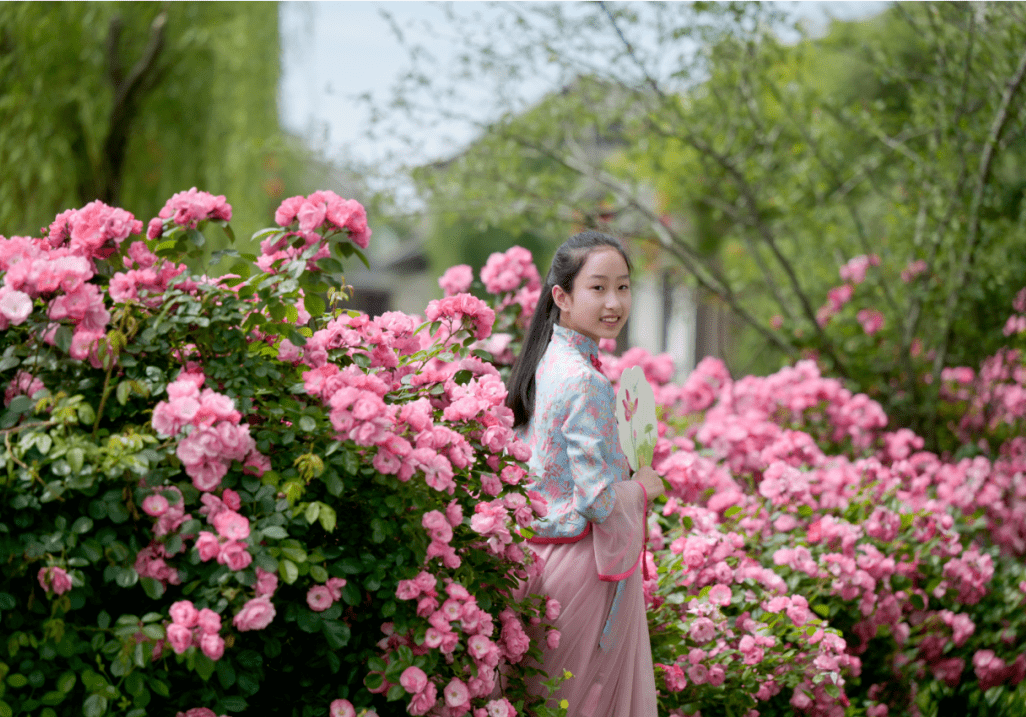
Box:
516 481 658 717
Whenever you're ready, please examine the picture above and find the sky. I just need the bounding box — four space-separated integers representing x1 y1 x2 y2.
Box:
278 1 889 172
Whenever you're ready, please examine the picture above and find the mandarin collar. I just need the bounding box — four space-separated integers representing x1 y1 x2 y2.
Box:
552 324 599 362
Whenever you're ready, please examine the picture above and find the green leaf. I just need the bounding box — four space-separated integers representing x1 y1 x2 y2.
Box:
341 450 359 475
186 228 206 248
67 447 84 474
83 695 107 717
140 577 165 600
6 395 32 414
40 690 66 706
304 293 326 317
220 696 248 713
71 517 93 534
309 564 328 582
341 581 360 606
194 653 216 682
147 678 170 698
321 619 351 649
124 672 145 696
54 325 73 353
0 593 15 610
297 610 321 633
57 672 76 693
325 474 344 497
281 546 306 563
34 433 52 455
304 502 321 525
280 559 299 584
261 526 288 539
318 504 337 533
216 659 237 689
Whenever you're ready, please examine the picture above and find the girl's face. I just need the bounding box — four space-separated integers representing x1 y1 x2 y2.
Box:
552 247 632 344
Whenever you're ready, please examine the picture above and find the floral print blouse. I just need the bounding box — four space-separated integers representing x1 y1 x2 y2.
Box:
517 324 631 539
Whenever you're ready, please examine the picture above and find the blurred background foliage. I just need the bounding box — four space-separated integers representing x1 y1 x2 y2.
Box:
0 2 317 255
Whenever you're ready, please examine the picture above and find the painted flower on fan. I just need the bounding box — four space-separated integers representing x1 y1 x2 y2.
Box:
623 389 637 422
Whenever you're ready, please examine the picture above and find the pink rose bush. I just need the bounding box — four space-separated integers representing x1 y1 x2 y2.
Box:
7 202 1024 717
0 194 562 717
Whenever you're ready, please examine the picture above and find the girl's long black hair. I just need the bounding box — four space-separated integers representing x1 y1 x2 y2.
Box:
506 230 632 428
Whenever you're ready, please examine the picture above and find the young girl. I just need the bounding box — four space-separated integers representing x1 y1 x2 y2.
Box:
506 230 663 716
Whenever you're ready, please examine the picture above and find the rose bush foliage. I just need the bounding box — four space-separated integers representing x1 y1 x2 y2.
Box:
0 193 561 717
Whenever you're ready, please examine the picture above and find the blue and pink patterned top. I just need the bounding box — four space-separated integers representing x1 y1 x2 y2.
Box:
517 324 631 539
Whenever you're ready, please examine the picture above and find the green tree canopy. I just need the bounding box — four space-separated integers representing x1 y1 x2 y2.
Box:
385 1 1026 450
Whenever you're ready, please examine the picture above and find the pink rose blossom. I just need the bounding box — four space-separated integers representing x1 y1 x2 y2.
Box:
196 608 221 635
255 567 279 597
400 666 428 694
233 596 276 631
422 510 453 543
200 633 225 660
857 309 885 336
329 699 356 717
142 493 169 517
480 246 541 294
217 540 252 571
439 264 474 296
708 584 732 606
443 678 470 708
688 663 709 685
212 510 250 540
484 698 514 717
37 566 72 595
166 623 193 654
4 370 45 407
408 682 438 716
170 600 199 627
195 531 221 562
689 617 716 643
307 585 334 612
221 488 241 510
0 287 33 325
326 577 347 601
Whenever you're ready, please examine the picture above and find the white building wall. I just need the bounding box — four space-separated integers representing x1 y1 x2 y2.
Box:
629 274 664 355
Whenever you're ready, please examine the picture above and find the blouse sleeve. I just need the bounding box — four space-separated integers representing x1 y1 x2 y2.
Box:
561 372 623 524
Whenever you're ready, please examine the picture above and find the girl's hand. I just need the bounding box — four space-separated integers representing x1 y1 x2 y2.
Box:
633 465 664 504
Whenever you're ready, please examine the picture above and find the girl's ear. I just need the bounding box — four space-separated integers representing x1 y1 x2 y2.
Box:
552 284 571 313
